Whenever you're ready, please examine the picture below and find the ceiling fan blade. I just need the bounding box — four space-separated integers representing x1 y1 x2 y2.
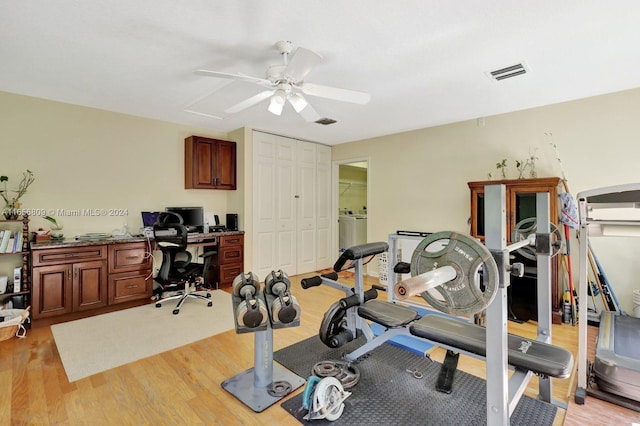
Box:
284 47 322 83
225 90 274 113
298 101 322 122
183 109 223 120
195 70 274 88
300 82 371 105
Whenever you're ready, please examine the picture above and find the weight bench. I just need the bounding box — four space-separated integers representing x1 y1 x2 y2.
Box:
324 241 573 392
354 299 573 379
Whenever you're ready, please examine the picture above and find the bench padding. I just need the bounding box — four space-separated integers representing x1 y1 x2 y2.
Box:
358 300 419 328
333 242 389 272
410 315 574 378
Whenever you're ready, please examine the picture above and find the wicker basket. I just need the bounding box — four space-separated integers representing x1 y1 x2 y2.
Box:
0 307 31 342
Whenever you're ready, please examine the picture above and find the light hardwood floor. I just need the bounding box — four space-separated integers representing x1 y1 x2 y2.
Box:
1 272 639 425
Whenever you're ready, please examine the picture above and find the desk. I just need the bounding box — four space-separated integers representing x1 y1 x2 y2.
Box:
185 231 244 289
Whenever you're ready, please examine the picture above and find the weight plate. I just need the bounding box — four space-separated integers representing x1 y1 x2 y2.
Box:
232 272 260 297
312 360 360 389
236 298 267 328
313 360 341 378
512 218 564 261
319 301 348 347
272 295 301 324
265 269 290 295
410 231 499 315
267 380 292 397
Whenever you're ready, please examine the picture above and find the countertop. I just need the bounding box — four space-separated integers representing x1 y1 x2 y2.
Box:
30 230 244 250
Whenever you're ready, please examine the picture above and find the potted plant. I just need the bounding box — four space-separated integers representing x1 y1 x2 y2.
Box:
0 170 35 220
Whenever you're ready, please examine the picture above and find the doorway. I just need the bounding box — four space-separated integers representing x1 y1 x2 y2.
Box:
335 159 369 255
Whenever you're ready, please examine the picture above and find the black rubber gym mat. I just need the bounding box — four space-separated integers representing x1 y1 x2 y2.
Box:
274 335 557 426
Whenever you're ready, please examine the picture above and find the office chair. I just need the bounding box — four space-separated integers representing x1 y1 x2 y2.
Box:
153 212 216 314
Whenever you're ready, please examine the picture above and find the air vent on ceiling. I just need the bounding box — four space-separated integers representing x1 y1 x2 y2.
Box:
487 62 529 81
315 117 337 125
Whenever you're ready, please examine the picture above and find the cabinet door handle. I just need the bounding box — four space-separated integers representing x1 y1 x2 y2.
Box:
125 255 139 260
126 285 138 289
67 270 71 281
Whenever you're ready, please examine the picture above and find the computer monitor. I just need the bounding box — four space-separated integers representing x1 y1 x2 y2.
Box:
165 206 204 232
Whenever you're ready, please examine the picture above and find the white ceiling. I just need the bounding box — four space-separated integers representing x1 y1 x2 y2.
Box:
2 1 640 146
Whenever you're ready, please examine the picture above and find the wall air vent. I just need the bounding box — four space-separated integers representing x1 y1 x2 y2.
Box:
487 62 529 81
315 117 337 125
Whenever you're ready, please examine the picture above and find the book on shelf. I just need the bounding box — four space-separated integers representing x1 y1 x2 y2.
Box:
14 231 23 253
13 266 21 290
0 231 10 253
6 237 14 253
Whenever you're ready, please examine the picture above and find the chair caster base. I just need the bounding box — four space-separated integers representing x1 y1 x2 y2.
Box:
208 301 213 307
173 309 180 315
206 293 212 298
155 303 161 308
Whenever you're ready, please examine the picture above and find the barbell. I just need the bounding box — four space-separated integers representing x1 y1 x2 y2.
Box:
511 218 564 261
396 231 500 316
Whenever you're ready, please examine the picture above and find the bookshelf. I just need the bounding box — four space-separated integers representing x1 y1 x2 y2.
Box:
0 214 30 307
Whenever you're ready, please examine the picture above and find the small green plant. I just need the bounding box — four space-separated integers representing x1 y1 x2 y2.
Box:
0 170 35 209
43 215 60 228
495 159 507 179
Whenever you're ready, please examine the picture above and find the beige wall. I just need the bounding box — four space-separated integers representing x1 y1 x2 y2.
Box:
333 87 640 314
4 86 640 313
0 91 231 239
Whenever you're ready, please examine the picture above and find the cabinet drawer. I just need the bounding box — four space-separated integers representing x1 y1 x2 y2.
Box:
219 245 243 265
109 243 152 273
32 245 107 267
219 263 243 287
220 234 243 247
109 272 153 304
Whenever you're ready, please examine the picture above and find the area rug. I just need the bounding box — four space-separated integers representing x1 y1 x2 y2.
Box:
274 335 558 426
51 290 234 382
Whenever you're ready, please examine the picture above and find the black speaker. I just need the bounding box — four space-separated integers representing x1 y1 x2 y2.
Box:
226 213 239 231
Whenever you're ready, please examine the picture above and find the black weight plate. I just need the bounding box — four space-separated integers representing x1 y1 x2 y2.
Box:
410 231 498 315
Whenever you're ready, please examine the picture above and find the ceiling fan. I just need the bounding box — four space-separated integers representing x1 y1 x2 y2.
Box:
190 41 371 121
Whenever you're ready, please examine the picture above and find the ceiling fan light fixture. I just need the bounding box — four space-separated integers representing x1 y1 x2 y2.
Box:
268 89 286 115
289 93 308 112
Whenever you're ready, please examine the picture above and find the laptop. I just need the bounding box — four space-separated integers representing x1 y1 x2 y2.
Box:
141 211 161 236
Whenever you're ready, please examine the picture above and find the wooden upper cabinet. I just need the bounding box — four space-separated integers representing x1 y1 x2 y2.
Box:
185 135 237 190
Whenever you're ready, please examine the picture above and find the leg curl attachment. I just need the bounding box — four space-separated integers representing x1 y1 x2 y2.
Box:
319 288 378 348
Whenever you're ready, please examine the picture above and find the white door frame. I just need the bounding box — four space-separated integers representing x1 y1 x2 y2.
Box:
332 157 370 258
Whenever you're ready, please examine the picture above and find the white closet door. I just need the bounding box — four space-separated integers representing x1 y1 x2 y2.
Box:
275 136 297 275
316 145 332 270
253 132 277 280
296 141 317 274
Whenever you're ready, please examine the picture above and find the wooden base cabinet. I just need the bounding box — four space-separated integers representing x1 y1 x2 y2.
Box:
32 246 108 319
108 243 153 304
218 234 244 289
31 242 152 320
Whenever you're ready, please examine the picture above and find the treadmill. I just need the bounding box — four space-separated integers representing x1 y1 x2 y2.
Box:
594 311 640 402
576 182 640 409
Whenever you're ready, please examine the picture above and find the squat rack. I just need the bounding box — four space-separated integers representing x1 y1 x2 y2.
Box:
386 184 565 424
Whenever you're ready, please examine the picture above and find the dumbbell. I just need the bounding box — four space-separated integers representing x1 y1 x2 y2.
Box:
265 270 301 324
232 272 268 328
